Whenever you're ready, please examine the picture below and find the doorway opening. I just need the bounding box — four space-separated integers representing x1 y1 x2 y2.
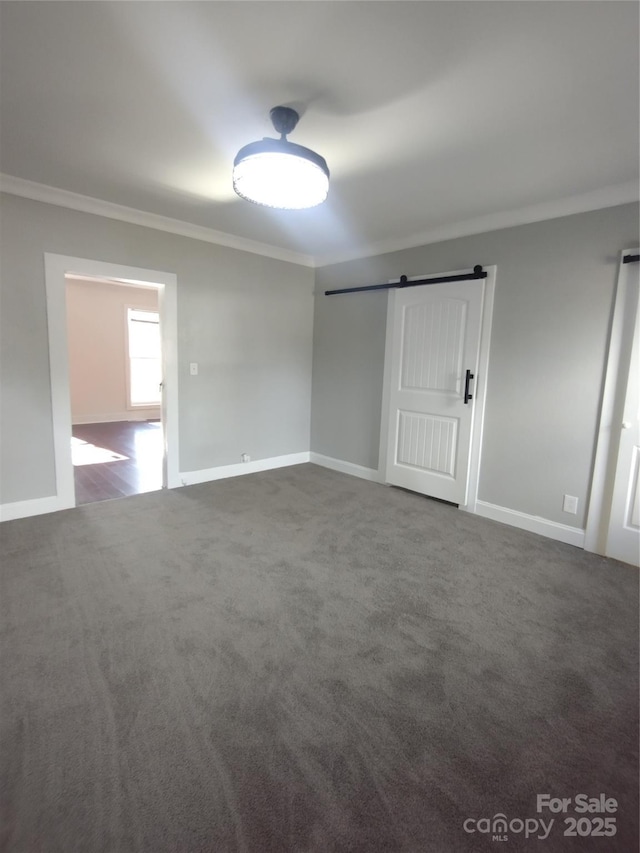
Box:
66 275 164 504
44 255 179 513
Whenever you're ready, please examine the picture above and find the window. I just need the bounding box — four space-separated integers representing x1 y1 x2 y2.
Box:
127 308 161 406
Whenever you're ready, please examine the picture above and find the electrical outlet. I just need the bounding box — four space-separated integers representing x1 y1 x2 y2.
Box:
189 362 198 376
563 494 578 514
241 453 250 463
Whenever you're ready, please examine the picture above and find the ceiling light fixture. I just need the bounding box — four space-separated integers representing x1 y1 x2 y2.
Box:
233 106 329 209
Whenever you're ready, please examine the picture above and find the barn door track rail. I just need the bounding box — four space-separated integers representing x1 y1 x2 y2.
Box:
622 254 639 264
324 265 487 296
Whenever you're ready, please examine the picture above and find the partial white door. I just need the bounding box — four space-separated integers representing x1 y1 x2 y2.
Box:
385 279 484 504
606 262 640 566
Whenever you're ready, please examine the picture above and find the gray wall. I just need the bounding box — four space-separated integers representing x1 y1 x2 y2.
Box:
311 203 639 528
0 193 314 504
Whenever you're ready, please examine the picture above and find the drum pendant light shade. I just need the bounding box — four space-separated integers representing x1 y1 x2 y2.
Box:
233 107 329 209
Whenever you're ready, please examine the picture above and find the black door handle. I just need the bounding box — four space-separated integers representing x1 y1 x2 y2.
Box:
464 370 474 404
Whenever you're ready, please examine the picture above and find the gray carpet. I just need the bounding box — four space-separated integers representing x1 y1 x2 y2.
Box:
0 464 637 852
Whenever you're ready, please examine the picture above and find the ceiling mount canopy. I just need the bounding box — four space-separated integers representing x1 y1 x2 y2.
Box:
233 106 329 210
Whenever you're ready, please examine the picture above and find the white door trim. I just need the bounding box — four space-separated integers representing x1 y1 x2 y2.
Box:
44 254 180 512
585 249 639 555
379 265 496 511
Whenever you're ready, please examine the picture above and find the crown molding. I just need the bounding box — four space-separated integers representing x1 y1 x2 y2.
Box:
314 181 640 267
0 174 315 268
2 173 637 271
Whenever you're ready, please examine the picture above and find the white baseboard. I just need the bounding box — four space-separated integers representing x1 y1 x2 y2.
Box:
1 453 310 521
308 458 584 547
179 452 310 487
0 494 74 522
0 464 585 554
474 500 585 548
72 411 160 425
309 452 382 483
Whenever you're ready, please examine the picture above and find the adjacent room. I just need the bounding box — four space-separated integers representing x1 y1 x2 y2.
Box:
0 2 638 851
66 275 164 504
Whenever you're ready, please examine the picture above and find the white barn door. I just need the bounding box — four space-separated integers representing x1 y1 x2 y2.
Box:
606 260 640 566
384 278 485 505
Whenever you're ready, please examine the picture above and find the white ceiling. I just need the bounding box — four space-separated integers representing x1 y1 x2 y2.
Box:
1 1 638 265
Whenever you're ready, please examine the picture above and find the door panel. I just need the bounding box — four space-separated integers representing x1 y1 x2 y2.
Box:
385 280 484 504
606 265 640 566
401 299 467 391
396 411 458 476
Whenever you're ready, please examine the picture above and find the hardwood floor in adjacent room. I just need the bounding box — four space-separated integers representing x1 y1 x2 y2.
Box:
72 421 163 505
